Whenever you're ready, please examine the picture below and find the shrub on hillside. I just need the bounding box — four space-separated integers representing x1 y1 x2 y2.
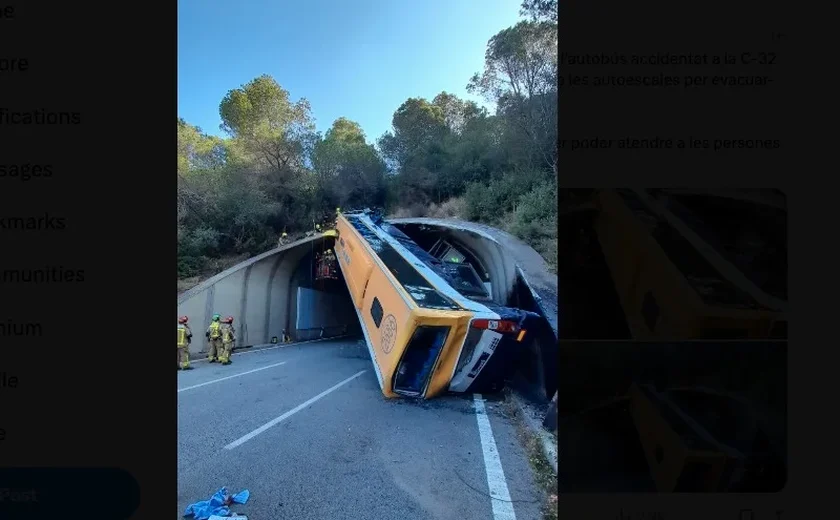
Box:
178 227 221 258
177 227 222 277
507 181 557 242
464 170 549 223
178 256 203 278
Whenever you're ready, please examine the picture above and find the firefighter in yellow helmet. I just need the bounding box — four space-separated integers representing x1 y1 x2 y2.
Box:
279 232 288 246
177 316 193 370
219 316 236 365
205 313 222 362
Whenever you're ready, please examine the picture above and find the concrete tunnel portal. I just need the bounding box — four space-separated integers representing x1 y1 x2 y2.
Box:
177 218 558 399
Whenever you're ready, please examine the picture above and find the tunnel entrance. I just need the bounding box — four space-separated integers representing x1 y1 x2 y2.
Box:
287 238 360 342
392 222 559 402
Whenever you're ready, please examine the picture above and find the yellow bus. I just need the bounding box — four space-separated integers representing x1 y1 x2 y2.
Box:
334 209 543 399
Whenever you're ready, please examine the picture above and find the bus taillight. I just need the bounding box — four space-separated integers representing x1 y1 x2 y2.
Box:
472 319 520 334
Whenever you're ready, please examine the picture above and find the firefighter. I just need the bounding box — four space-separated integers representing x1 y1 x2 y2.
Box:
177 316 193 370
219 316 236 365
323 248 337 278
279 232 288 246
205 314 222 362
281 328 291 343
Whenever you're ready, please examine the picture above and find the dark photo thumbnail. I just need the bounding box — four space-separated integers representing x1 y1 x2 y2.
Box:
558 341 787 492
559 188 787 341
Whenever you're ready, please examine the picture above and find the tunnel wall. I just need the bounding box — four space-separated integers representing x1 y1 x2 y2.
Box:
177 236 355 355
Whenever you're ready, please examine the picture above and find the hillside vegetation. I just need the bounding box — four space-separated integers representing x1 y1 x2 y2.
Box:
178 1 558 282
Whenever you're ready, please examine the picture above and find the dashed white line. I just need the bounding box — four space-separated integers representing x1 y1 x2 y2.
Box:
474 394 517 520
177 361 287 393
224 370 368 450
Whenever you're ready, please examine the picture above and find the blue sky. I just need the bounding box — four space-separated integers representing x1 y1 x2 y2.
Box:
178 0 523 143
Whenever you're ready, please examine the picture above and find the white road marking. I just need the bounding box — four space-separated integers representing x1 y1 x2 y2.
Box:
224 370 368 450
177 362 287 393
474 394 517 520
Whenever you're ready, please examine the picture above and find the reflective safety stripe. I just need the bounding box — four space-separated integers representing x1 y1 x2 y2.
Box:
177 326 188 347
222 327 234 343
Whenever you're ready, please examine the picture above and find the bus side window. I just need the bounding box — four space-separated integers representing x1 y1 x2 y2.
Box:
371 297 384 328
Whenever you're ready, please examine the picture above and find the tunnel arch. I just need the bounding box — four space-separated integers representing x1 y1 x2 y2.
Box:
177 235 358 355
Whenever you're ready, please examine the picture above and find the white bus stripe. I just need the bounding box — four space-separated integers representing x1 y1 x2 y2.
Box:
474 394 517 520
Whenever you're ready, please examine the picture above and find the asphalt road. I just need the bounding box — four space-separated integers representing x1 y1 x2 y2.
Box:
178 338 544 520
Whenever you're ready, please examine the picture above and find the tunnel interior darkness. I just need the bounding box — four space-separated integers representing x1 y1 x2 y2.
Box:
287 238 360 342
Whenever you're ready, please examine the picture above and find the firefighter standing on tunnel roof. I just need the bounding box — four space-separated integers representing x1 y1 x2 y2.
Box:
177 316 193 370
205 314 222 362
219 316 236 365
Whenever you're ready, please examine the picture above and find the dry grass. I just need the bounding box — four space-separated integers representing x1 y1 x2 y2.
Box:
501 394 558 520
177 277 201 294
536 237 557 273
389 197 467 220
388 203 428 219
428 197 466 219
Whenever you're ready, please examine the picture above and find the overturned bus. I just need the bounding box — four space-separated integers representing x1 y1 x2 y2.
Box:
333 209 547 399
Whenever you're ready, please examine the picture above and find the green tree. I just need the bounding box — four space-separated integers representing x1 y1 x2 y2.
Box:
468 20 558 176
520 0 558 22
312 117 387 209
378 97 448 170
431 91 485 135
218 74 315 174
218 74 320 222
178 118 226 174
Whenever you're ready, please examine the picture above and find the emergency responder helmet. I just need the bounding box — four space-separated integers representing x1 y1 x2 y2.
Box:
226 316 234 323
178 316 188 324
212 314 221 321
282 232 287 237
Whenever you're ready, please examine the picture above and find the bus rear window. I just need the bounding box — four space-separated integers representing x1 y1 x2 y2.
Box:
393 326 450 396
